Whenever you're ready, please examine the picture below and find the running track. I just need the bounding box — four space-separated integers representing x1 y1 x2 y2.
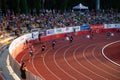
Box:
16 32 120 80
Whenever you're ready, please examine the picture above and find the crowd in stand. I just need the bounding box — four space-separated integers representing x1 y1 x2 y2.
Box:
0 9 120 80
0 9 120 40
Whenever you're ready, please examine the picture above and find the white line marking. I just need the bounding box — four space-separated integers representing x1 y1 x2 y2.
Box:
32 49 45 80
93 46 120 73
43 49 61 80
83 44 120 79
73 44 107 80
21 48 45 80
64 44 92 80
53 44 77 79
102 40 120 67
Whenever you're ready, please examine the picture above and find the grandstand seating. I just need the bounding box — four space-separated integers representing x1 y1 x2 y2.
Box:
0 10 120 80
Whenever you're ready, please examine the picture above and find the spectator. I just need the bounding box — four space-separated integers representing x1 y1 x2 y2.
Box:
20 62 27 80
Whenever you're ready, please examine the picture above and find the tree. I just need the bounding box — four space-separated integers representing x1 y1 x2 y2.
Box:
61 0 68 10
0 0 120 14
34 0 42 14
1 0 8 11
45 0 56 9
19 0 28 14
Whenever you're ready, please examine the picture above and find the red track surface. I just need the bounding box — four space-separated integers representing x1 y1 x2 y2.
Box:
16 32 120 80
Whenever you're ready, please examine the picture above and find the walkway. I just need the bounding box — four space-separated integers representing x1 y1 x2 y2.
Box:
0 45 15 80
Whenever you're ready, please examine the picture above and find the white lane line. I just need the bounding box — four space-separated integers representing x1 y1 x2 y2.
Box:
42 40 68 80
53 44 77 79
32 41 65 80
21 48 45 80
43 49 61 80
21 49 29 62
32 49 45 80
93 46 120 73
64 44 92 80
83 44 120 79
32 40 64 80
73 44 107 80
102 40 120 67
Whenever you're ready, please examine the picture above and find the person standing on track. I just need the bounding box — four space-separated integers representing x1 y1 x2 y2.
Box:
31 32 35 45
106 32 111 39
28 45 34 62
20 62 27 80
38 32 42 43
69 35 73 43
52 40 56 49
90 29 94 39
24 39 29 49
29 47 33 62
41 44 46 57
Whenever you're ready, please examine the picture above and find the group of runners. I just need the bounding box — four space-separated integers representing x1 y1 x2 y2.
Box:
21 30 116 80
25 29 114 63
88 29 114 40
25 32 74 61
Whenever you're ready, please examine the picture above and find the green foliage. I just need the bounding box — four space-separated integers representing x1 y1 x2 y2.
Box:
19 0 28 14
0 0 120 14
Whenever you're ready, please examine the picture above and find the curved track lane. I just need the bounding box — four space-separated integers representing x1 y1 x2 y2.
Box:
16 32 120 80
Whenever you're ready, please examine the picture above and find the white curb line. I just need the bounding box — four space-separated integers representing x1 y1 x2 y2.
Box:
102 40 120 67
6 55 20 80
